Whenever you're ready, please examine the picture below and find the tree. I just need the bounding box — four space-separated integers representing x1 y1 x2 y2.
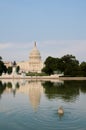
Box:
16 66 20 73
7 66 12 74
60 54 79 76
79 62 86 76
0 57 7 75
42 56 59 75
0 56 2 61
42 54 79 76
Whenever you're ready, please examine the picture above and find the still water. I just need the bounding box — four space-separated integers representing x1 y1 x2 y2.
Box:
0 79 86 130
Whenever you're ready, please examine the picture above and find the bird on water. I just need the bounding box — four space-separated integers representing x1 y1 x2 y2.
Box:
58 106 64 115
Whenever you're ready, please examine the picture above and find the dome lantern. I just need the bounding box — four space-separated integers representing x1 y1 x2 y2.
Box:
29 42 41 61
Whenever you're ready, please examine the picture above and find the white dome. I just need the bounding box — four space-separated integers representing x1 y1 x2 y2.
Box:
17 42 44 73
29 42 41 60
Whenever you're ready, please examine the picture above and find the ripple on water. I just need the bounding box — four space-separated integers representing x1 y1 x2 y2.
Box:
56 107 86 130
0 97 86 130
32 105 86 130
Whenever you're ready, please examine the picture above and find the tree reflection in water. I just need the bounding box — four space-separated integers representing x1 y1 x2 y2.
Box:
0 80 20 97
0 80 86 103
0 81 6 98
42 80 86 102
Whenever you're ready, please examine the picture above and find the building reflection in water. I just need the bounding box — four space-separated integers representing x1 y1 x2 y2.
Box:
28 81 44 111
1 79 64 111
1 80 44 111
17 80 44 111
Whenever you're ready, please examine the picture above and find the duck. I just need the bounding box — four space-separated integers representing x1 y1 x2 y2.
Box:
58 106 64 115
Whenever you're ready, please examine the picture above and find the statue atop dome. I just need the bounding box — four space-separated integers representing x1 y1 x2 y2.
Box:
34 41 36 47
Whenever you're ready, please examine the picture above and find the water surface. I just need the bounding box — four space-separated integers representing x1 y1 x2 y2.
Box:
0 79 86 130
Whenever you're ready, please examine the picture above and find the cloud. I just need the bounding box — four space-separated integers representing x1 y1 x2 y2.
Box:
0 43 13 49
39 40 86 62
0 40 86 62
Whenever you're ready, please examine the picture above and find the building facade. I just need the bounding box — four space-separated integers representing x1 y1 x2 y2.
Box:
17 42 44 73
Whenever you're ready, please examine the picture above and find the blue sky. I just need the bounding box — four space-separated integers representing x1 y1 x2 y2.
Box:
0 0 86 62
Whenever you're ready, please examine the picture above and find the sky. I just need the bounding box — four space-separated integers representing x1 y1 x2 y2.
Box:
0 0 86 62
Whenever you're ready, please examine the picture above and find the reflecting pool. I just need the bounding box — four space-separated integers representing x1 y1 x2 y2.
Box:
0 79 86 130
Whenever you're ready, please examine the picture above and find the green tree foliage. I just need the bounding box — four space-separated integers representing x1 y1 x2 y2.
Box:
16 66 20 73
0 56 7 75
42 54 79 77
42 56 60 75
0 56 2 61
60 54 79 76
79 62 86 76
7 66 12 74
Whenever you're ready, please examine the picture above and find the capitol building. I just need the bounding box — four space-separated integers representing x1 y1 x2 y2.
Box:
17 42 44 73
